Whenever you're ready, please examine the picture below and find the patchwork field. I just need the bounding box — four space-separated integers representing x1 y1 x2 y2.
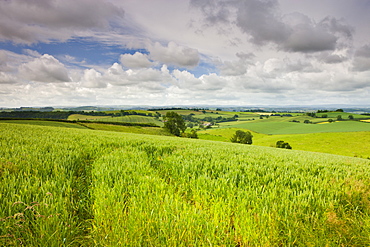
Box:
68 114 164 126
217 120 370 135
1 123 370 246
199 126 370 158
0 119 87 129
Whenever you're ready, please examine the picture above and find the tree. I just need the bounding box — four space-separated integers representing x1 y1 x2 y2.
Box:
231 130 253 144
187 123 194 128
337 115 342 121
163 111 186 136
348 115 354 120
183 129 198 139
276 141 292 149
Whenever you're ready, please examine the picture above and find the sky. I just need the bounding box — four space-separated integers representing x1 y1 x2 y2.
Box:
1 0 370 108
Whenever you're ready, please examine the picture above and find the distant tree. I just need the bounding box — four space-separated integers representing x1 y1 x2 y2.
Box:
328 119 334 123
335 109 344 112
163 111 186 136
337 115 342 121
184 129 198 139
231 130 253 144
304 120 311 124
348 115 354 120
187 123 194 128
276 141 292 149
322 114 328 118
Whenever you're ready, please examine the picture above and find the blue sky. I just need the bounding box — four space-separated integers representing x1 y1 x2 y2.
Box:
1 0 370 107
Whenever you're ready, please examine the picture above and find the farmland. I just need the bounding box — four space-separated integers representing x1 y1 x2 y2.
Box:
2 108 370 158
68 114 164 127
1 122 370 246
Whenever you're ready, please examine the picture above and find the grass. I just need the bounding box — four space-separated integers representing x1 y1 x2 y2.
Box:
253 131 370 158
199 127 370 158
67 114 108 120
68 114 164 126
219 120 370 135
0 119 87 129
1 123 370 245
81 122 171 136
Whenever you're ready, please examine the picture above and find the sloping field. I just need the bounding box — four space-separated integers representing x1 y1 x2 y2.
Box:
81 122 171 136
199 127 370 158
226 120 370 134
1 123 370 246
68 114 164 126
0 119 87 129
254 131 370 158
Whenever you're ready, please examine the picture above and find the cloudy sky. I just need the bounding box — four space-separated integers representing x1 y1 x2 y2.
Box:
1 0 370 107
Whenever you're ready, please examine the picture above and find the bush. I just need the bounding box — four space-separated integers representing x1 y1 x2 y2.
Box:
183 129 198 139
231 130 253 144
276 141 292 149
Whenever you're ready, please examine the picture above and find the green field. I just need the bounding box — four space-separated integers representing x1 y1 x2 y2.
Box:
81 122 171 136
0 119 87 129
198 126 370 158
218 120 370 135
68 114 164 126
254 131 370 158
1 123 370 246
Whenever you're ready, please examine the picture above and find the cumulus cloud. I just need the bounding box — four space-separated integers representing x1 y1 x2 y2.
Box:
80 69 106 88
352 44 370 72
317 53 348 64
148 42 200 68
218 52 255 76
235 0 289 45
77 63 174 94
173 69 226 91
19 54 71 82
192 0 354 53
0 0 124 44
0 50 10 71
120 52 153 69
0 72 18 84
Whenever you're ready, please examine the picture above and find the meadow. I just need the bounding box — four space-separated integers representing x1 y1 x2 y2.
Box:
225 120 370 135
68 114 164 127
1 122 370 246
198 127 370 158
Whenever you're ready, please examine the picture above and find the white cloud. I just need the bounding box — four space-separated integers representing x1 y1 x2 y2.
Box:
19 54 71 83
353 44 370 71
1 0 370 107
0 0 124 44
22 49 42 58
192 0 354 53
148 42 200 68
0 50 10 71
80 69 106 88
120 52 153 69
0 72 18 84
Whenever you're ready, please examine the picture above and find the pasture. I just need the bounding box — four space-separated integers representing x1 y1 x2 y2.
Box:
1 122 370 246
68 114 163 126
0 119 87 129
218 120 370 135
